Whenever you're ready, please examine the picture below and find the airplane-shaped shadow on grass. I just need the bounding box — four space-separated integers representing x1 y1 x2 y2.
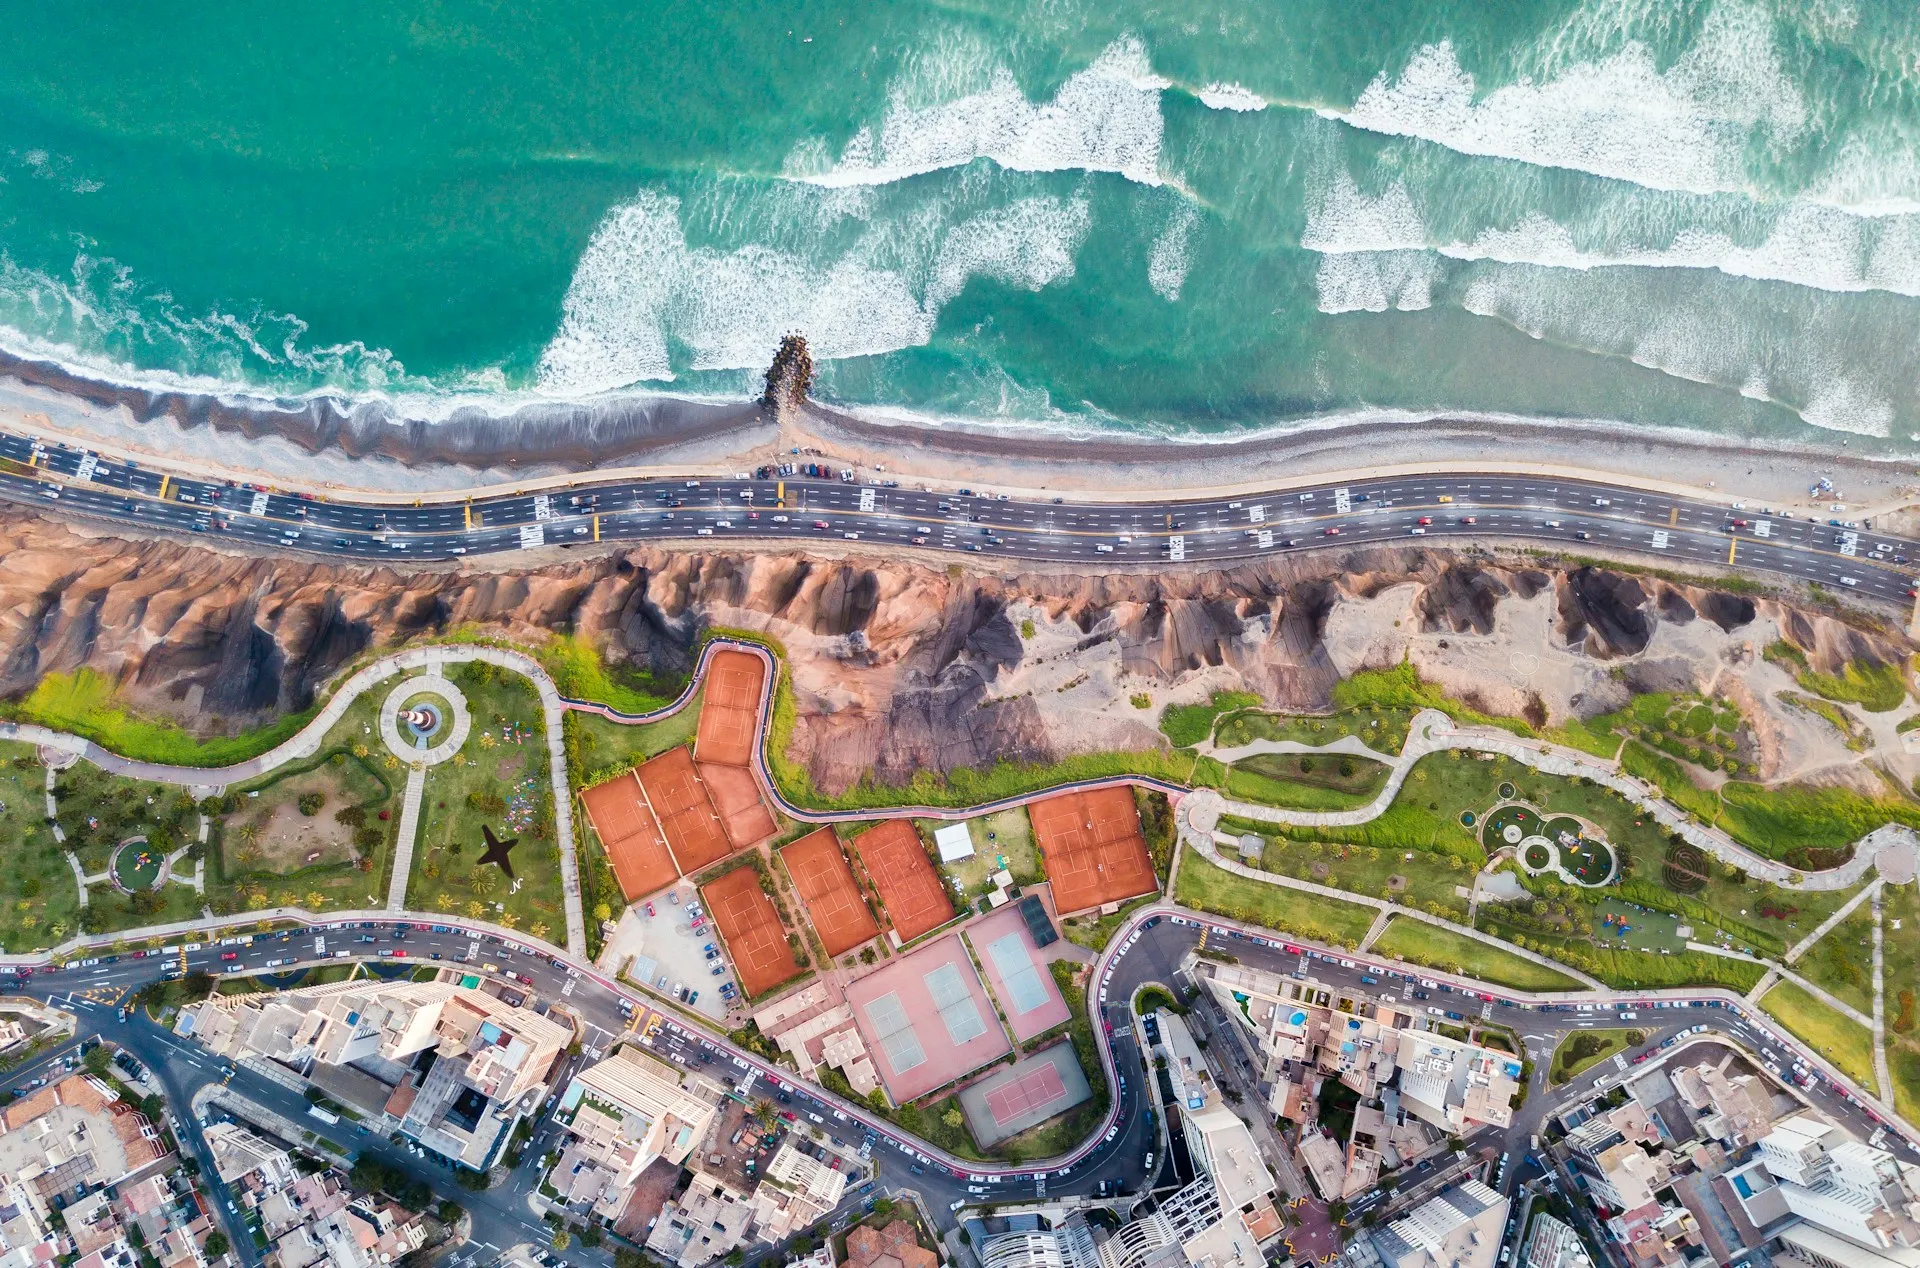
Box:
478 825 518 879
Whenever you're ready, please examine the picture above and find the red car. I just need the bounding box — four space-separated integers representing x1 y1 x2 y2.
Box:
1417 516 1432 526
1323 527 1342 537
393 950 408 958
220 952 238 961
645 901 656 917
1459 516 1477 524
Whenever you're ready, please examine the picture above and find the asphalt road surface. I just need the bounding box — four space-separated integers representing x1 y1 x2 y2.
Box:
3 434 1915 607
9 906 1909 1264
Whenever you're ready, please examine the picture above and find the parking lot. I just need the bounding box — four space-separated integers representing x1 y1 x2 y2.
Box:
623 882 741 1023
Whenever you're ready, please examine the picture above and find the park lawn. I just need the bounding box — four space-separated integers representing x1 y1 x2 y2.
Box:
1174 845 1377 949
1685 871 1869 951
1881 883 1920 1049
407 670 567 944
924 808 1039 897
1215 707 1417 757
1590 899 1691 954
0 742 83 952
1794 902 1878 1018
1549 1028 1646 1085
1761 982 1878 1091
83 881 209 937
1891 1042 1920 1135
1160 691 1261 747
1252 835 1473 922
1370 918 1585 992
566 692 704 785
51 762 195 873
9 666 325 768
1225 753 1392 811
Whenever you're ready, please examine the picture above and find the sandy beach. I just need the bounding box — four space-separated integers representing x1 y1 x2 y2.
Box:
0 349 1913 520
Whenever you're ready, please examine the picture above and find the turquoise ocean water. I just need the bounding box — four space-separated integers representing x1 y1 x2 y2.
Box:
4 0 1920 448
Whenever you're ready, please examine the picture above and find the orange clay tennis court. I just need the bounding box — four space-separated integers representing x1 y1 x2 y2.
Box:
852 820 953 943
1029 786 1158 915
636 747 733 873
699 762 778 849
694 649 765 768
579 773 680 900
701 866 802 998
781 828 879 957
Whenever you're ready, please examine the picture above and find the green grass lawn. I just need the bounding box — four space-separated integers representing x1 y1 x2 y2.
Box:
0 742 83 951
1160 690 1261 747
8 666 324 768
214 752 398 917
1590 899 1691 954
1247 834 1473 922
1225 753 1392 811
1890 1042 1920 1132
1794 902 1878 1018
1369 918 1586 991
1549 1028 1646 1084
924 808 1039 896
1173 845 1377 948
566 693 704 784
1215 707 1418 757
51 762 195 873
1880 884 1920 1090
1761 981 1878 1090
406 668 567 943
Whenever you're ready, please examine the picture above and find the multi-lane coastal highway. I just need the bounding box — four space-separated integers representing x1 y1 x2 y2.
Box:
2 431 1915 604
10 903 1912 1262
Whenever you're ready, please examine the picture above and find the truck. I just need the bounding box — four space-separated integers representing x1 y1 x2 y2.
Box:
307 1107 341 1125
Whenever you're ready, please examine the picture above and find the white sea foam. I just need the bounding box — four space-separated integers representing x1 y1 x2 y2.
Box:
787 35 1166 188
1300 170 1425 255
1460 264 1898 439
1328 3 1807 198
1196 83 1266 112
1301 163 1920 300
538 189 1091 396
1147 204 1197 301
1314 250 1437 314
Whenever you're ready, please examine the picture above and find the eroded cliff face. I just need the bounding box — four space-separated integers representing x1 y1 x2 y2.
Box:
0 517 1907 795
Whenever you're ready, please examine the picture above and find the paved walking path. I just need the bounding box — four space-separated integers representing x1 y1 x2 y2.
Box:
1688 941 1875 1029
1786 878 1882 964
385 767 428 913
0 645 587 959
1192 710 1918 893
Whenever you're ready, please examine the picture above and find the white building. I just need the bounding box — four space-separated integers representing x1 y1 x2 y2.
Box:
548 1047 720 1221
934 823 974 863
1756 1114 1920 1251
1521 1214 1592 1268
1364 1180 1509 1268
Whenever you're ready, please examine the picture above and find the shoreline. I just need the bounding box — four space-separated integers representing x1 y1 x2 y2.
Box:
0 346 1915 516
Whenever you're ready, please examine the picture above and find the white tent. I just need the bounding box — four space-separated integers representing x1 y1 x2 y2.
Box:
933 823 975 863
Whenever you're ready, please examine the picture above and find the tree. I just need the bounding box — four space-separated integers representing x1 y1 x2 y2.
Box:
203 1231 230 1259
471 869 498 897
83 1046 111 1076
551 1231 571 1251
750 1099 778 1132
942 1108 964 1128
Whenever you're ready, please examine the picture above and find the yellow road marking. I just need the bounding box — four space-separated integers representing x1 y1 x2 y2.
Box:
464 502 472 531
1668 505 1679 526
158 473 170 499
592 514 600 542
1728 537 1737 564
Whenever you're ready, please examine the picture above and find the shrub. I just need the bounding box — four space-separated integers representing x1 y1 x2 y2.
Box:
297 792 325 816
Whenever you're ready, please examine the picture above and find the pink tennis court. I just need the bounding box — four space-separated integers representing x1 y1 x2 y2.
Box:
957 1042 1092 1146
964 902 1069 1041
845 934 1011 1105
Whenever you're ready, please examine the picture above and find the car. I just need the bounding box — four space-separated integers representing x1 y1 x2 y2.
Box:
812 520 830 529
393 950 408 958
1323 526 1341 536
220 952 238 961
1459 515 1477 524
1409 527 1426 535
645 901 655 917
1544 519 1562 528
1417 516 1432 526
1575 530 1591 540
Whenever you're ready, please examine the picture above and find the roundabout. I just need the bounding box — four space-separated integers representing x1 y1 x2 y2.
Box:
378 676 471 765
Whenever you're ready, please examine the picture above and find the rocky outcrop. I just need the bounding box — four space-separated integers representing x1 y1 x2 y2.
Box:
0 517 1907 796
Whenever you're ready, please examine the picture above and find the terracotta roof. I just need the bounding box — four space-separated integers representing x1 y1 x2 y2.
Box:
845 1220 935 1268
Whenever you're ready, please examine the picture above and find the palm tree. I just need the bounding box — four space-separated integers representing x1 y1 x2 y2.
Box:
471 868 497 897
750 1099 778 1132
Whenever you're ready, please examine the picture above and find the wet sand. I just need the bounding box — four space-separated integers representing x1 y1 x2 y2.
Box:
0 346 1913 517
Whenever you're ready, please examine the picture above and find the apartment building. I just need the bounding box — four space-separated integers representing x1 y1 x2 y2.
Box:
1202 963 1517 1142
1156 1013 1283 1232
979 1216 1102 1268
748 1139 850 1242
1347 1179 1510 1268
1520 1214 1593 1268
178 976 569 1170
547 1047 722 1223
1750 1114 1920 1252
1669 1061 1775 1150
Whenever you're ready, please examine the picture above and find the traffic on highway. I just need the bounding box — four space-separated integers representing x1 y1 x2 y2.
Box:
3 431 1915 605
